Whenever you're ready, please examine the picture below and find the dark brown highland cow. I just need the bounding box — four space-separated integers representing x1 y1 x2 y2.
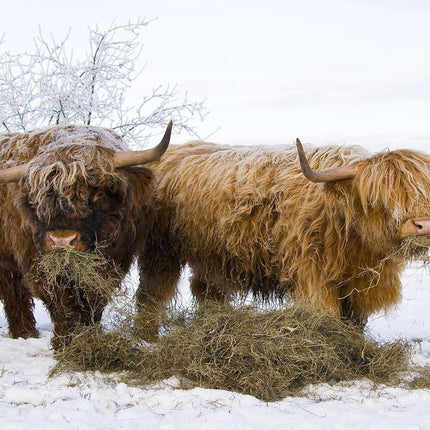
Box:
137 139 430 339
0 122 172 349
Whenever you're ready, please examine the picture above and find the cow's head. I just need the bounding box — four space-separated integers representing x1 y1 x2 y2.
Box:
2 122 172 261
296 139 430 259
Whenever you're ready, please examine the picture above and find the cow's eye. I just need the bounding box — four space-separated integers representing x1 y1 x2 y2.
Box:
92 190 106 203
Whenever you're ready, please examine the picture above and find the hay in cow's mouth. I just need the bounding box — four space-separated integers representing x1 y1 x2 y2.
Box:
53 303 414 402
36 249 122 303
400 234 430 261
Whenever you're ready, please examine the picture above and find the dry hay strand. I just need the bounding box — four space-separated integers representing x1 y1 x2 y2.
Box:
54 303 411 402
409 365 430 389
400 235 430 262
36 249 123 306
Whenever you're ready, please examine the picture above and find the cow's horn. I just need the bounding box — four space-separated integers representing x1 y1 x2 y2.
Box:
113 120 173 168
0 163 28 184
296 138 356 182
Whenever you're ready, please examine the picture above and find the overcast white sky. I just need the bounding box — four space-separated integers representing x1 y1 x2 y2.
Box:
1 0 430 151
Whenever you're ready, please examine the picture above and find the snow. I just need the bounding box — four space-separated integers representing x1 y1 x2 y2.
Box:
0 265 429 430
0 1 429 427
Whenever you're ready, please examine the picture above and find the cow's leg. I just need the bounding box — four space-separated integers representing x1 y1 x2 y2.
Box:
0 267 38 338
136 252 182 342
42 287 109 351
340 296 368 329
190 272 230 304
43 305 84 352
45 305 76 351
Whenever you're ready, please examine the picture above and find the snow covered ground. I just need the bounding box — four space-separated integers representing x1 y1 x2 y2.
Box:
0 265 429 430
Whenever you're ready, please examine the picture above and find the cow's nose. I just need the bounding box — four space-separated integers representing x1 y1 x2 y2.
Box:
44 230 87 251
400 217 430 237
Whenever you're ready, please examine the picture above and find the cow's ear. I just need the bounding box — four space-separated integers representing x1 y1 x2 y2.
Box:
319 178 358 215
121 167 155 208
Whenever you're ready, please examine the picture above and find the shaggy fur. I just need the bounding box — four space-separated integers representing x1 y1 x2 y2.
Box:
0 125 155 349
137 141 430 339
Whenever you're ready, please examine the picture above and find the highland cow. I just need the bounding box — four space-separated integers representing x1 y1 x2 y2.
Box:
0 122 172 349
137 139 430 339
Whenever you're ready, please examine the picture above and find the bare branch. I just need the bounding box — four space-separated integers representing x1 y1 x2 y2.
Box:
0 19 207 141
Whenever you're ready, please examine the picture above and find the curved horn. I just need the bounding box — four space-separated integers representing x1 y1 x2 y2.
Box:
296 138 356 183
113 120 173 168
0 163 28 184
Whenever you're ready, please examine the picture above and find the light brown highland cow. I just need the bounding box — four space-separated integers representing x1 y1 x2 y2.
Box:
137 140 430 339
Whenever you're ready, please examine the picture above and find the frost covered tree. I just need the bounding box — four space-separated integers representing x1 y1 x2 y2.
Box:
0 19 207 145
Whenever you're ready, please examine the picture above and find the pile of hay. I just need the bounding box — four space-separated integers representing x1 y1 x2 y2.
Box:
55 303 412 401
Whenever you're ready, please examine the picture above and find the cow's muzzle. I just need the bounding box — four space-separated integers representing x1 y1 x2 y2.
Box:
44 230 89 251
400 218 430 237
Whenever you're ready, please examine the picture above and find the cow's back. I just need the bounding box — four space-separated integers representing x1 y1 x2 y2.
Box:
149 141 369 285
